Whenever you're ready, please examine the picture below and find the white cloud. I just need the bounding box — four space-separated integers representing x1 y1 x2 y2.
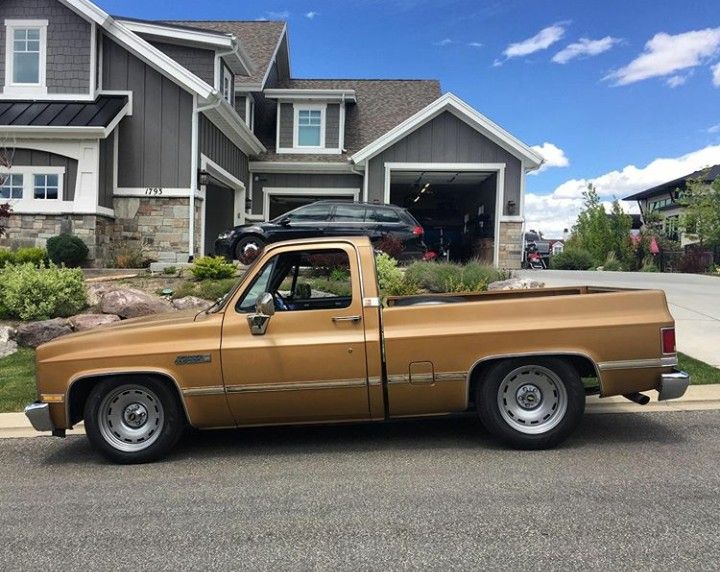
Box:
257 10 290 20
434 38 453 46
524 144 720 235
708 123 720 134
492 58 503 67
605 27 720 86
468 41 483 48
713 62 720 86
305 11 318 19
666 74 690 87
552 36 620 64
530 142 570 174
503 24 567 59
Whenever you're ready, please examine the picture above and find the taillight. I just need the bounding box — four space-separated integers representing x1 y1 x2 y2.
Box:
661 327 676 354
412 226 424 236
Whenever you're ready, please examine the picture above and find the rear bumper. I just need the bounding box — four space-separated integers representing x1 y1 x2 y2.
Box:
24 401 55 432
657 369 690 401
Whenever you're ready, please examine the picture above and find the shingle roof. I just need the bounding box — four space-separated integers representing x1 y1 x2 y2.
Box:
623 163 720 201
164 20 286 87
258 79 442 162
0 95 128 127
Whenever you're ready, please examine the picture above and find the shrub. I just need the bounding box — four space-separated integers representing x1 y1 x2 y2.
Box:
190 256 237 280
375 252 419 297
110 239 153 268
640 256 659 272
0 249 15 268
14 247 47 267
47 234 89 267
549 248 594 270
374 234 405 259
163 266 177 275
172 277 237 301
0 202 10 238
601 252 623 272
404 261 504 293
0 263 87 320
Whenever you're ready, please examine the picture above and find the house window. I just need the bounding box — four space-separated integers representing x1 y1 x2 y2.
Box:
295 107 324 147
222 66 233 104
4 20 48 94
0 174 23 199
33 174 59 200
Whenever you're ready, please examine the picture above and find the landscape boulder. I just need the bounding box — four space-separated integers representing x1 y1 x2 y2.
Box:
86 282 118 307
15 318 73 348
0 325 18 358
487 278 545 291
99 288 175 319
172 296 213 311
68 313 121 332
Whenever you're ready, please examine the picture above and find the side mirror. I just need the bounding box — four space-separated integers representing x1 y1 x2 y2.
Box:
247 292 275 335
279 217 290 226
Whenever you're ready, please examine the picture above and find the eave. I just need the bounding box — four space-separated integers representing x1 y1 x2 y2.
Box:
264 89 357 103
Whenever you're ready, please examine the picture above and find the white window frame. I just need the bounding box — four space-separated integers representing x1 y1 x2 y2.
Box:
4 19 49 97
0 173 24 200
0 166 64 203
293 104 326 150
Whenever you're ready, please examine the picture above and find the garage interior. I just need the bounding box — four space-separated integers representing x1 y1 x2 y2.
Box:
267 193 353 220
389 170 497 262
204 182 235 256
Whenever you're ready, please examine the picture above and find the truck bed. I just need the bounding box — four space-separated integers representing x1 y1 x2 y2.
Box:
387 286 625 306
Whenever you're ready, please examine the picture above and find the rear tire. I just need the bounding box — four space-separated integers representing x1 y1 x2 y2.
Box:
235 236 265 265
476 358 584 449
84 378 186 464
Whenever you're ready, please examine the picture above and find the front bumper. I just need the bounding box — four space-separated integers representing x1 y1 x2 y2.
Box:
214 237 234 259
657 369 690 401
24 402 55 432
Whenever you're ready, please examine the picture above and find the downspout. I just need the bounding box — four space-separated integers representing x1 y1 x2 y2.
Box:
190 91 223 262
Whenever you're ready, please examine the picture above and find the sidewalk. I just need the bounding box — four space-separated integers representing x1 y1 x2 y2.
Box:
2 385 719 438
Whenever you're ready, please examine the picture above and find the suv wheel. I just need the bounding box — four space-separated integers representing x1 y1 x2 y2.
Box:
235 236 265 265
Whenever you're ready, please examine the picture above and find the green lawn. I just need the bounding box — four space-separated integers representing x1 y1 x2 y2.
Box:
0 349 717 413
0 348 36 413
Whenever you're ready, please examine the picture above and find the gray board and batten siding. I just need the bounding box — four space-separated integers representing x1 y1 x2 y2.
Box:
250 172 363 216
10 149 78 201
365 112 522 214
198 115 249 185
0 0 91 95
102 35 193 189
150 42 216 87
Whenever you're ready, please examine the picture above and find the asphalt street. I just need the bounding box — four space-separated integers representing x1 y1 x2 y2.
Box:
1 411 719 570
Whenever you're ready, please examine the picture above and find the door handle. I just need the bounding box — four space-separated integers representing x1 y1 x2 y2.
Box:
332 315 361 323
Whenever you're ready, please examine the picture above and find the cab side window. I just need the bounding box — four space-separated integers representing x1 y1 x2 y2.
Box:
236 249 352 313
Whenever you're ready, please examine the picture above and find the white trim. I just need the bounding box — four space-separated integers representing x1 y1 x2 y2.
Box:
248 161 356 174
89 22 97 95
97 26 104 92
112 128 119 193
114 187 192 197
262 187 360 221
363 160 370 202
201 99 266 156
190 94 199 261
350 93 544 169
119 20 235 50
339 102 347 151
4 20 49 97
264 88 356 103
500 216 524 222
382 162 506 267
0 166 65 207
293 103 326 150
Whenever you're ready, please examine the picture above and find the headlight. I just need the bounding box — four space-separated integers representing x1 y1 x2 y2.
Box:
217 231 232 240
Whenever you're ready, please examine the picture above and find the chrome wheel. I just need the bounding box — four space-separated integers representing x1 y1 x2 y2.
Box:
237 239 262 264
496 365 568 435
98 385 164 452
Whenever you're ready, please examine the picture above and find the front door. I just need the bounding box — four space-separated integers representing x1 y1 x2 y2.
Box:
220 243 371 425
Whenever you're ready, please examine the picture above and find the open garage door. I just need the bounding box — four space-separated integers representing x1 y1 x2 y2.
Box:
389 170 497 263
205 183 235 256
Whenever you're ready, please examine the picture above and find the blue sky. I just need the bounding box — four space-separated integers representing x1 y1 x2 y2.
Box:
99 0 720 235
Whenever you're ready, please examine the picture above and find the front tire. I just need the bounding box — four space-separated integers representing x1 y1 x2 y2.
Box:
84 378 186 464
235 236 265 265
476 358 585 449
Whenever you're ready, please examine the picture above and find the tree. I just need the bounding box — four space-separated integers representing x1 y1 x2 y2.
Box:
679 175 720 248
0 136 14 238
569 184 632 267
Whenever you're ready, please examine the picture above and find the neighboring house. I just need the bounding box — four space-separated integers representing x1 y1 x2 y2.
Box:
0 0 543 267
623 164 720 247
546 239 564 255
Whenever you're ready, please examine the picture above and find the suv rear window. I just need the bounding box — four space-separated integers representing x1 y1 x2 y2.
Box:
367 207 401 223
333 204 367 221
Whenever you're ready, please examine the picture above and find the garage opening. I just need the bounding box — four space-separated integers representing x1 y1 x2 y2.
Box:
204 182 235 256
388 170 497 262
263 189 359 220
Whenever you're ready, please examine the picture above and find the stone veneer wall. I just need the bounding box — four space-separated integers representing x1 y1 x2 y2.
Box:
497 221 523 269
113 197 190 263
1 213 114 266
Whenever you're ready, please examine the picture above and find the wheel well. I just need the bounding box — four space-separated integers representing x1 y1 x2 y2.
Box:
467 354 600 408
67 373 188 426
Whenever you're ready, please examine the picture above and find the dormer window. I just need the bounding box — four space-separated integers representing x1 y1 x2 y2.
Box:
4 20 48 96
222 66 233 104
295 106 325 148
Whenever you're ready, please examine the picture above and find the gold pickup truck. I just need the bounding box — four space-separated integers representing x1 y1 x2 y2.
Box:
25 237 689 463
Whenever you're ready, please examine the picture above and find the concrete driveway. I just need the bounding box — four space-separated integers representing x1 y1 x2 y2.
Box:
517 270 720 366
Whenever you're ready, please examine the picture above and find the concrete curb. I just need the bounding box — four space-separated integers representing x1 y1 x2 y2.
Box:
2 385 719 439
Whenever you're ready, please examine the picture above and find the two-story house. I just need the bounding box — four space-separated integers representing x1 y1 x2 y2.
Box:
0 0 543 267
623 164 720 246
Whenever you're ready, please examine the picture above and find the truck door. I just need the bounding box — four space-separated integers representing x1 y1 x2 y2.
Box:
220 243 371 425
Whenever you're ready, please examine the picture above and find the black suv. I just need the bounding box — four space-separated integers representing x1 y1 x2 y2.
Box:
215 201 426 263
